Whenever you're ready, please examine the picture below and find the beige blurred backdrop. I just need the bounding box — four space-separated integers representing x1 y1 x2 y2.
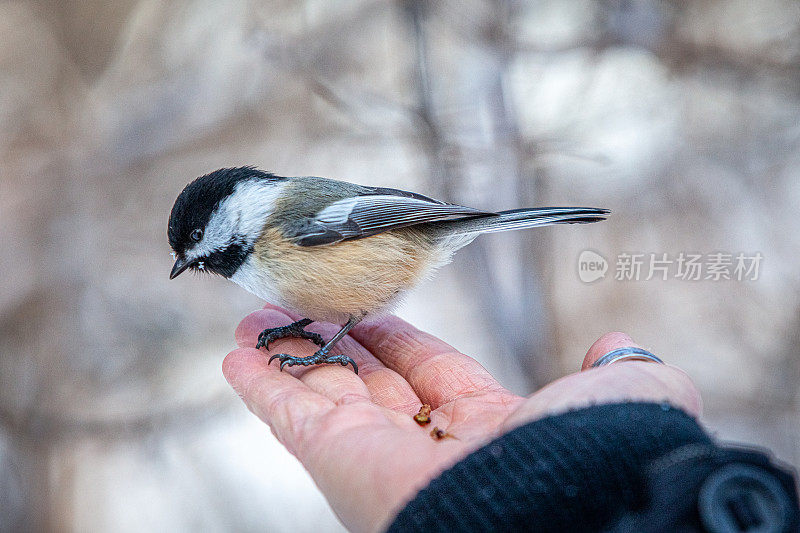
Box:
1 0 799 531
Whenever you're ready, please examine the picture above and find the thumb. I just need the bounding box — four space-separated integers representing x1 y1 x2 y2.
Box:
582 331 646 370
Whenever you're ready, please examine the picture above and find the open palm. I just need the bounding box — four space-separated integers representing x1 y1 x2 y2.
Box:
223 305 700 533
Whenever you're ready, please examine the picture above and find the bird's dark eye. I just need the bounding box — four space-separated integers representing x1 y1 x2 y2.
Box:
190 229 203 242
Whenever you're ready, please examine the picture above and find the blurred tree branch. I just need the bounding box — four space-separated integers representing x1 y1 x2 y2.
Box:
402 0 554 388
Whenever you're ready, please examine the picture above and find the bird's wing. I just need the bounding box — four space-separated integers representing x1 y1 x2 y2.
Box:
290 188 491 246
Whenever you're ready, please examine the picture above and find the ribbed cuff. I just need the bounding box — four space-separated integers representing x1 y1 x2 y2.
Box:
387 402 712 533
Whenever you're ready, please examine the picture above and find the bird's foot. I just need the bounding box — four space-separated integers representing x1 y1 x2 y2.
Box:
268 350 358 374
255 318 325 350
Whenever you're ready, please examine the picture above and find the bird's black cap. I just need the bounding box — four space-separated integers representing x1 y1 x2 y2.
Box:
167 166 282 255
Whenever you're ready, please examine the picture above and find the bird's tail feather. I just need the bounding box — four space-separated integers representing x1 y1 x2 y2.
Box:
434 207 609 238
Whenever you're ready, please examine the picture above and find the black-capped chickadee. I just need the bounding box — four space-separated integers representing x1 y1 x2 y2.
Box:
168 167 608 373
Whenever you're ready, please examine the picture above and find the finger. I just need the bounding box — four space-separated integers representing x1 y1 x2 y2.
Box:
582 331 641 370
505 359 703 432
298 320 423 412
236 308 377 375
236 309 422 411
294 320 385 397
582 331 702 415
362 368 425 414
351 315 511 409
508 331 703 424
235 308 300 348
261 302 305 321
296 364 423 415
222 347 333 455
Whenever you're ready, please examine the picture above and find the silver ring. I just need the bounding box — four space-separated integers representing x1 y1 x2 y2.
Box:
591 347 664 367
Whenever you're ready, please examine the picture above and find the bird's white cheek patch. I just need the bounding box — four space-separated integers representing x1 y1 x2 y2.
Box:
188 179 287 261
222 179 286 242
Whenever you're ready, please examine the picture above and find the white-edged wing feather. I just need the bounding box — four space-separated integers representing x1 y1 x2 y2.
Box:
293 194 490 246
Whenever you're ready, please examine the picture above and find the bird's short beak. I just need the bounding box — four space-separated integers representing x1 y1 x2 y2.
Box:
170 256 191 279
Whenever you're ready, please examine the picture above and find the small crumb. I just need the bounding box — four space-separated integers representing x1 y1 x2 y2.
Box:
430 426 457 440
413 404 432 425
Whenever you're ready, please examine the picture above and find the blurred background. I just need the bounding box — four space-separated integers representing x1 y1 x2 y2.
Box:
1 0 799 530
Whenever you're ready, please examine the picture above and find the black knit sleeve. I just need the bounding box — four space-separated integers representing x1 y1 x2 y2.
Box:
386 402 798 533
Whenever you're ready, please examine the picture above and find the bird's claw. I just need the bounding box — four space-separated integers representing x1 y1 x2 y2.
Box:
324 354 359 374
256 321 325 350
268 352 358 374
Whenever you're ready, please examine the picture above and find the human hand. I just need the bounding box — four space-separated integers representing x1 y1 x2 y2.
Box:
223 305 701 532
